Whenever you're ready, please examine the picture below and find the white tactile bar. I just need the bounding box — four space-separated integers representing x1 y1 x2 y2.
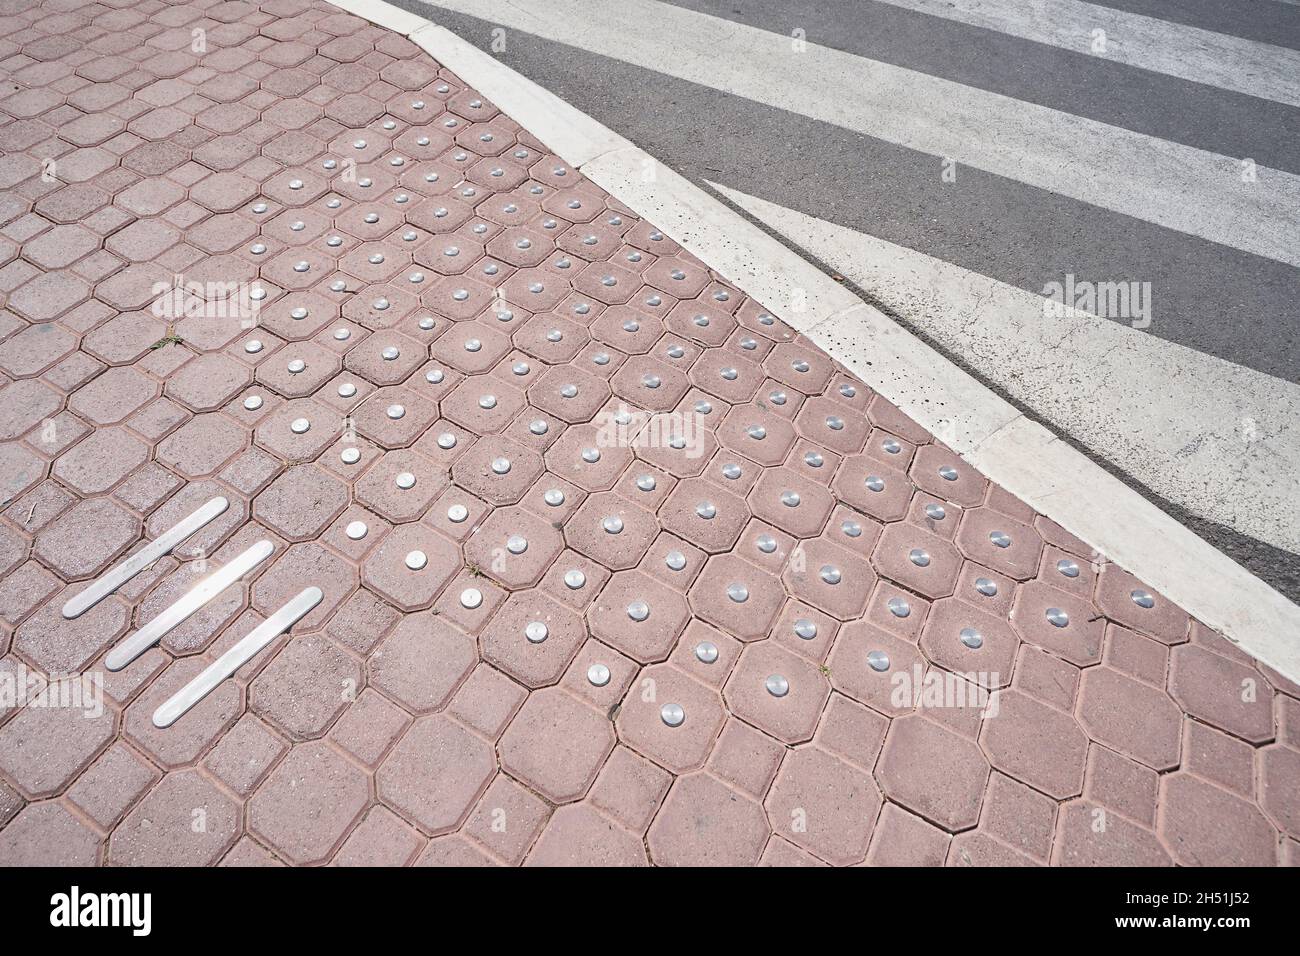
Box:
104 540 274 672
151 587 323 728
62 496 230 620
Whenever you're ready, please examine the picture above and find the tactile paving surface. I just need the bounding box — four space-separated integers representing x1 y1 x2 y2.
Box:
0 0 1298 866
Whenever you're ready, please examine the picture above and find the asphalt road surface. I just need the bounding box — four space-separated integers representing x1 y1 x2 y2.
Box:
394 0 1300 602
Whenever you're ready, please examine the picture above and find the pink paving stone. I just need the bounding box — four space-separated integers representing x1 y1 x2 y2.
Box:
1084 745 1160 827
1011 643 1081 712
1158 772 1277 866
616 663 725 773
360 523 460 611
918 597 1016 690
368 612 476 714
1095 565 1189 643
688 552 785 641
202 715 288 798
525 804 648 866
13 589 129 675
1077 666 1182 771
448 665 528 740
947 831 1040 866
463 505 564 589
981 689 1088 799
499 688 615 803
53 426 150 495
760 836 828 867
66 365 158 425
866 803 951 866
589 745 674 833
1010 580 1104 666
1052 800 1172 866
877 714 990 831
65 742 161 830
1259 744 1300 839
587 569 690 664
1168 643 1275 744
0 701 116 798
249 632 362 740
765 746 882 865
825 621 926 717
109 769 240 866
1182 718 1256 799
124 656 241 769
647 772 771 866
377 715 496 835
332 806 424 867
248 741 369 865
252 463 348 541
462 774 552 864
480 591 585 688
156 413 249 477
0 801 102 866
33 496 140 580
328 689 411 768
724 642 831 744
814 692 889 770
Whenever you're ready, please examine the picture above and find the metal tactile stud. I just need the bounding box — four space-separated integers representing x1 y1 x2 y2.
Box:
525 621 549 644
925 503 946 520
665 550 687 571
939 465 959 481
747 424 766 440
909 548 931 567
587 663 611 686
290 417 310 434
627 601 650 622
395 472 416 490
341 448 361 465
437 433 457 449
804 451 823 468
405 550 427 571
959 626 984 649
1046 607 1070 628
506 534 528 555
794 619 817 640
781 490 801 507
1057 558 1080 578
989 530 1012 549
460 588 483 609
696 501 717 519
386 404 405 420
765 674 790 697
867 650 891 672
842 520 862 538
602 515 624 534
479 394 497 409
820 565 842 585
975 577 999 597
661 703 685 727
245 339 263 353
382 346 400 361
581 447 600 463
491 457 511 475
756 534 777 554
882 438 901 454
727 582 749 603
695 641 718 664
564 569 586 589
447 504 469 523
338 383 357 398
865 475 885 492
722 463 743 480
345 521 368 540
888 596 911 618
1130 589 1155 609
243 395 263 411
544 489 565 507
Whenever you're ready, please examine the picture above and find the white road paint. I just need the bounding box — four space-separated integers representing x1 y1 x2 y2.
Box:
710 182 1300 553
328 0 1300 682
872 0 1300 108
418 0 1300 268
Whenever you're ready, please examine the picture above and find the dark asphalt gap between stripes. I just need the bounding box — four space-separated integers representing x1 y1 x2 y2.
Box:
395 0 1300 602
1090 0 1300 51
665 0 1300 175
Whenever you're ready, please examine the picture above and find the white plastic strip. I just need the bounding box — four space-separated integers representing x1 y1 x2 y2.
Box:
104 540 274 672
151 587 323 728
62 496 229 619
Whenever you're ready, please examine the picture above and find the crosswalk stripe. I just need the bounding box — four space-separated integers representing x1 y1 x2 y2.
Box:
869 0 1300 108
710 181 1300 553
420 0 1300 268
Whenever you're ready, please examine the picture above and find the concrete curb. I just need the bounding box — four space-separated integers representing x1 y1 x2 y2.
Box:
324 0 1300 682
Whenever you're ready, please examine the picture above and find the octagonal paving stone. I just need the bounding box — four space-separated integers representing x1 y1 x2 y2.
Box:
0 0 1292 869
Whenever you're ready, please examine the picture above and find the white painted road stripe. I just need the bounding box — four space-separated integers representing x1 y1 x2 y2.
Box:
710 182 1300 553
871 0 1300 108
152 587 322 728
61 496 229 620
419 0 1300 268
104 540 274 672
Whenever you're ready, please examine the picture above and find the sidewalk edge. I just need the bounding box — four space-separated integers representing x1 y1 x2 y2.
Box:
323 0 1300 682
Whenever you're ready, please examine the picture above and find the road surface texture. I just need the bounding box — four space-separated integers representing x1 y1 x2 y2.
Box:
394 0 1300 606
0 0 1297 866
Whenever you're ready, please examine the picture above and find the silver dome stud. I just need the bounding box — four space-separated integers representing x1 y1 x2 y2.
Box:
909 548 931 567
587 663 610 687
290 418 310 434
460 588 483 609
939 465 959 481
765 674 790 697
756 534 777 554
888 597 911 618
1046 607 1070 628
925 503 946 520
867 650 891 672
794 619 817 640
696 502 716 519
405 550 427 571
727 583 749 603
960 626 984 649
491 457 511 474
338 383 356 398
341 448 360 465
975 577 999 597
665 551 687 571
1131 589 1155 609
447 504 468 523
865 475 885 492
660 703 685 727
627 601 650 622
525 621 549 644
506 534 528 555
386 404 405 420
695 642 718 663
781 491 801 507
243 395 263 411
564 569 586 589
345 521 367 540
544 489 565 507
989 530 1012 549
602 516 624 534
1057 559 1080 578
820 565 842 585
395 472 415 490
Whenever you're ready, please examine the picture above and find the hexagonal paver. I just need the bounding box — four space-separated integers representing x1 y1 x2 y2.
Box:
765 746 882 865
876 715 990 831
109 771 239 866
499 688 615 803
377 715 496 834
253 464 349 541
249 742 369 864
647 773 769 866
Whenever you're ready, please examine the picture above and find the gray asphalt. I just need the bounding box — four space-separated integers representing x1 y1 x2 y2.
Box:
392 0 1300 602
